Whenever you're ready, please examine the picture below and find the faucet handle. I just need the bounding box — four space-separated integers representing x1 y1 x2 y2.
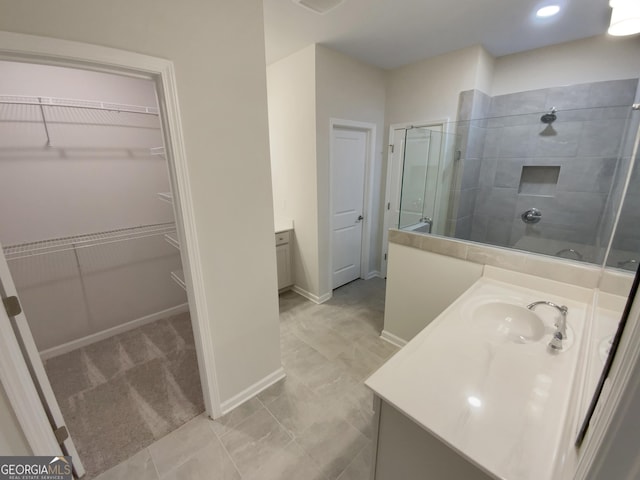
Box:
548 332 564 351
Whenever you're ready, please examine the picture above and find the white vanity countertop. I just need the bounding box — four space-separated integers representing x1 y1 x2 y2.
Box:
274 217 293 233
366 268 590 480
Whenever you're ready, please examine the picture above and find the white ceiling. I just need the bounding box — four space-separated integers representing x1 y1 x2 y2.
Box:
263 0 613 69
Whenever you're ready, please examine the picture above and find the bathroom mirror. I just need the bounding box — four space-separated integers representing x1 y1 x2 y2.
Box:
396 84 640 269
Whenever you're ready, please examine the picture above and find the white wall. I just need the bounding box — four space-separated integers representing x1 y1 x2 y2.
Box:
385 45 491 126
315 45 387 296
384 243 482 342
0 61 171 244
267 45 319 296
268 44 387 300
492 34 640 96
0 0 281 420
0 61 186 352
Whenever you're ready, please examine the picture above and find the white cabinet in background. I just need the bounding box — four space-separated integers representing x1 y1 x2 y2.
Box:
275 230 293 291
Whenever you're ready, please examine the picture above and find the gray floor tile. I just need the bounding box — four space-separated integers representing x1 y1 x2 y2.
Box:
159 434 240 480
337 442 373 480
297 417 369 480
242 441 327 480
210 397 263 437
93 448 158 480
148 414 217 476
219 408 292 477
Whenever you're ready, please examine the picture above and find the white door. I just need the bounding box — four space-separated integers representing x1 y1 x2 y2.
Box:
0 244 86 477
331 128 367 289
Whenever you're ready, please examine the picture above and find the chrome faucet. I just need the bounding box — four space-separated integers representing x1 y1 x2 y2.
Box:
527 301 568 351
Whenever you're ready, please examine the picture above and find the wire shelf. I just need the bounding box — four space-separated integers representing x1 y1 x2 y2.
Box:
170 269 186 290
0 95 159 116
3 222 177 261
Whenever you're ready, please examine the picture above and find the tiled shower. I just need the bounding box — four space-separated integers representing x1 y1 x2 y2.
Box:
439 78 640 266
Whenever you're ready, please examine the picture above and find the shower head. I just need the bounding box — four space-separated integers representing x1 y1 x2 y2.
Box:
541 107 557 124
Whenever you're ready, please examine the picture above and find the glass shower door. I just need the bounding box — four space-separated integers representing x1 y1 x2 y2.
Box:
398 126 443 233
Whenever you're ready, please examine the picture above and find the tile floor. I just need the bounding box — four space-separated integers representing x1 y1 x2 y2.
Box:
94 278 398 480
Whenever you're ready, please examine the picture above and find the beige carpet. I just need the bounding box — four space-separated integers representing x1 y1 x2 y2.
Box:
44 312 204 479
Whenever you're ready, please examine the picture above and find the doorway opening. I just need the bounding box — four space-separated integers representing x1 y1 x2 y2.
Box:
0 57 209 478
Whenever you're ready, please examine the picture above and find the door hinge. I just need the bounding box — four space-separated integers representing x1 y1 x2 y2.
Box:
387 202 391 210
389 144 394 153
384 253 388 261
2 296 22 317
54 426 69 444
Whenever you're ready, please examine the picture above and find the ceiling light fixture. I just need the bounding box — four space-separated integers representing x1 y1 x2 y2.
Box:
536 5 561 17
608 0 640 36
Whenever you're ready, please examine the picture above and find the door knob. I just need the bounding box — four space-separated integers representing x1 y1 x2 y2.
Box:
356 215 364 222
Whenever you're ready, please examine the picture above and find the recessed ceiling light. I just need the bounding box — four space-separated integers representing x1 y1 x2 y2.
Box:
536 5 561 17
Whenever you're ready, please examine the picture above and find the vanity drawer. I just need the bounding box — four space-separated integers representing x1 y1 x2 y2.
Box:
275 231 291 246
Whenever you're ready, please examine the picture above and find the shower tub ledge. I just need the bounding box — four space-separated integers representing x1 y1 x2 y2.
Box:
366 266 592 480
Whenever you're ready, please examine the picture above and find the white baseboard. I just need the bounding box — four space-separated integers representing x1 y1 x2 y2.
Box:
292 285 332 304
219 367 286 416
39 303 190 360
365 271 383 280
380 330 408 348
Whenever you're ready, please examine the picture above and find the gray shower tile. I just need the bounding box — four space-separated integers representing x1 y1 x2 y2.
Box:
483 128 501 157
494 158 525 188
457 90 475 120
484 218 513 247
491 89 548 117
557 157 617 193
578 118 628 157
460 158 482 188
534 121 582 157
219 408 292 477
457 188 478 218
454 216 472 240
478 157 497 187
474 187 518 220
589 79 639 108
470 214 489 243
498 124 537 158
546 84 591 111
465 126 486 159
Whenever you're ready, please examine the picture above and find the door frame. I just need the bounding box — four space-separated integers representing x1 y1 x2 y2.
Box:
329 118 376 290
381 119 452 277
0 31 223 455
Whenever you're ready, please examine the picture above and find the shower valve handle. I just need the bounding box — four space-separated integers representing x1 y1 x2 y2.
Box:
521 208 542 224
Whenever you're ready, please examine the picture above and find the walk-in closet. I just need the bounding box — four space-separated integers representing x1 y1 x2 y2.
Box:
0 61 204 478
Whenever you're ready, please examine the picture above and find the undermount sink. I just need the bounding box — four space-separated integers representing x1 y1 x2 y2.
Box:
472 302 546 343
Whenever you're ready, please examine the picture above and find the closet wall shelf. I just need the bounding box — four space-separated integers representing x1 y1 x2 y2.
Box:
150 146 165 156
157 192 173 204
164 232 180 250
170 269 186 291
3 223 177 261
0 95 160 116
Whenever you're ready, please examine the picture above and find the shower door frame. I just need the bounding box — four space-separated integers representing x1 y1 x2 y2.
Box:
381 119 453 277
0 30 223 454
